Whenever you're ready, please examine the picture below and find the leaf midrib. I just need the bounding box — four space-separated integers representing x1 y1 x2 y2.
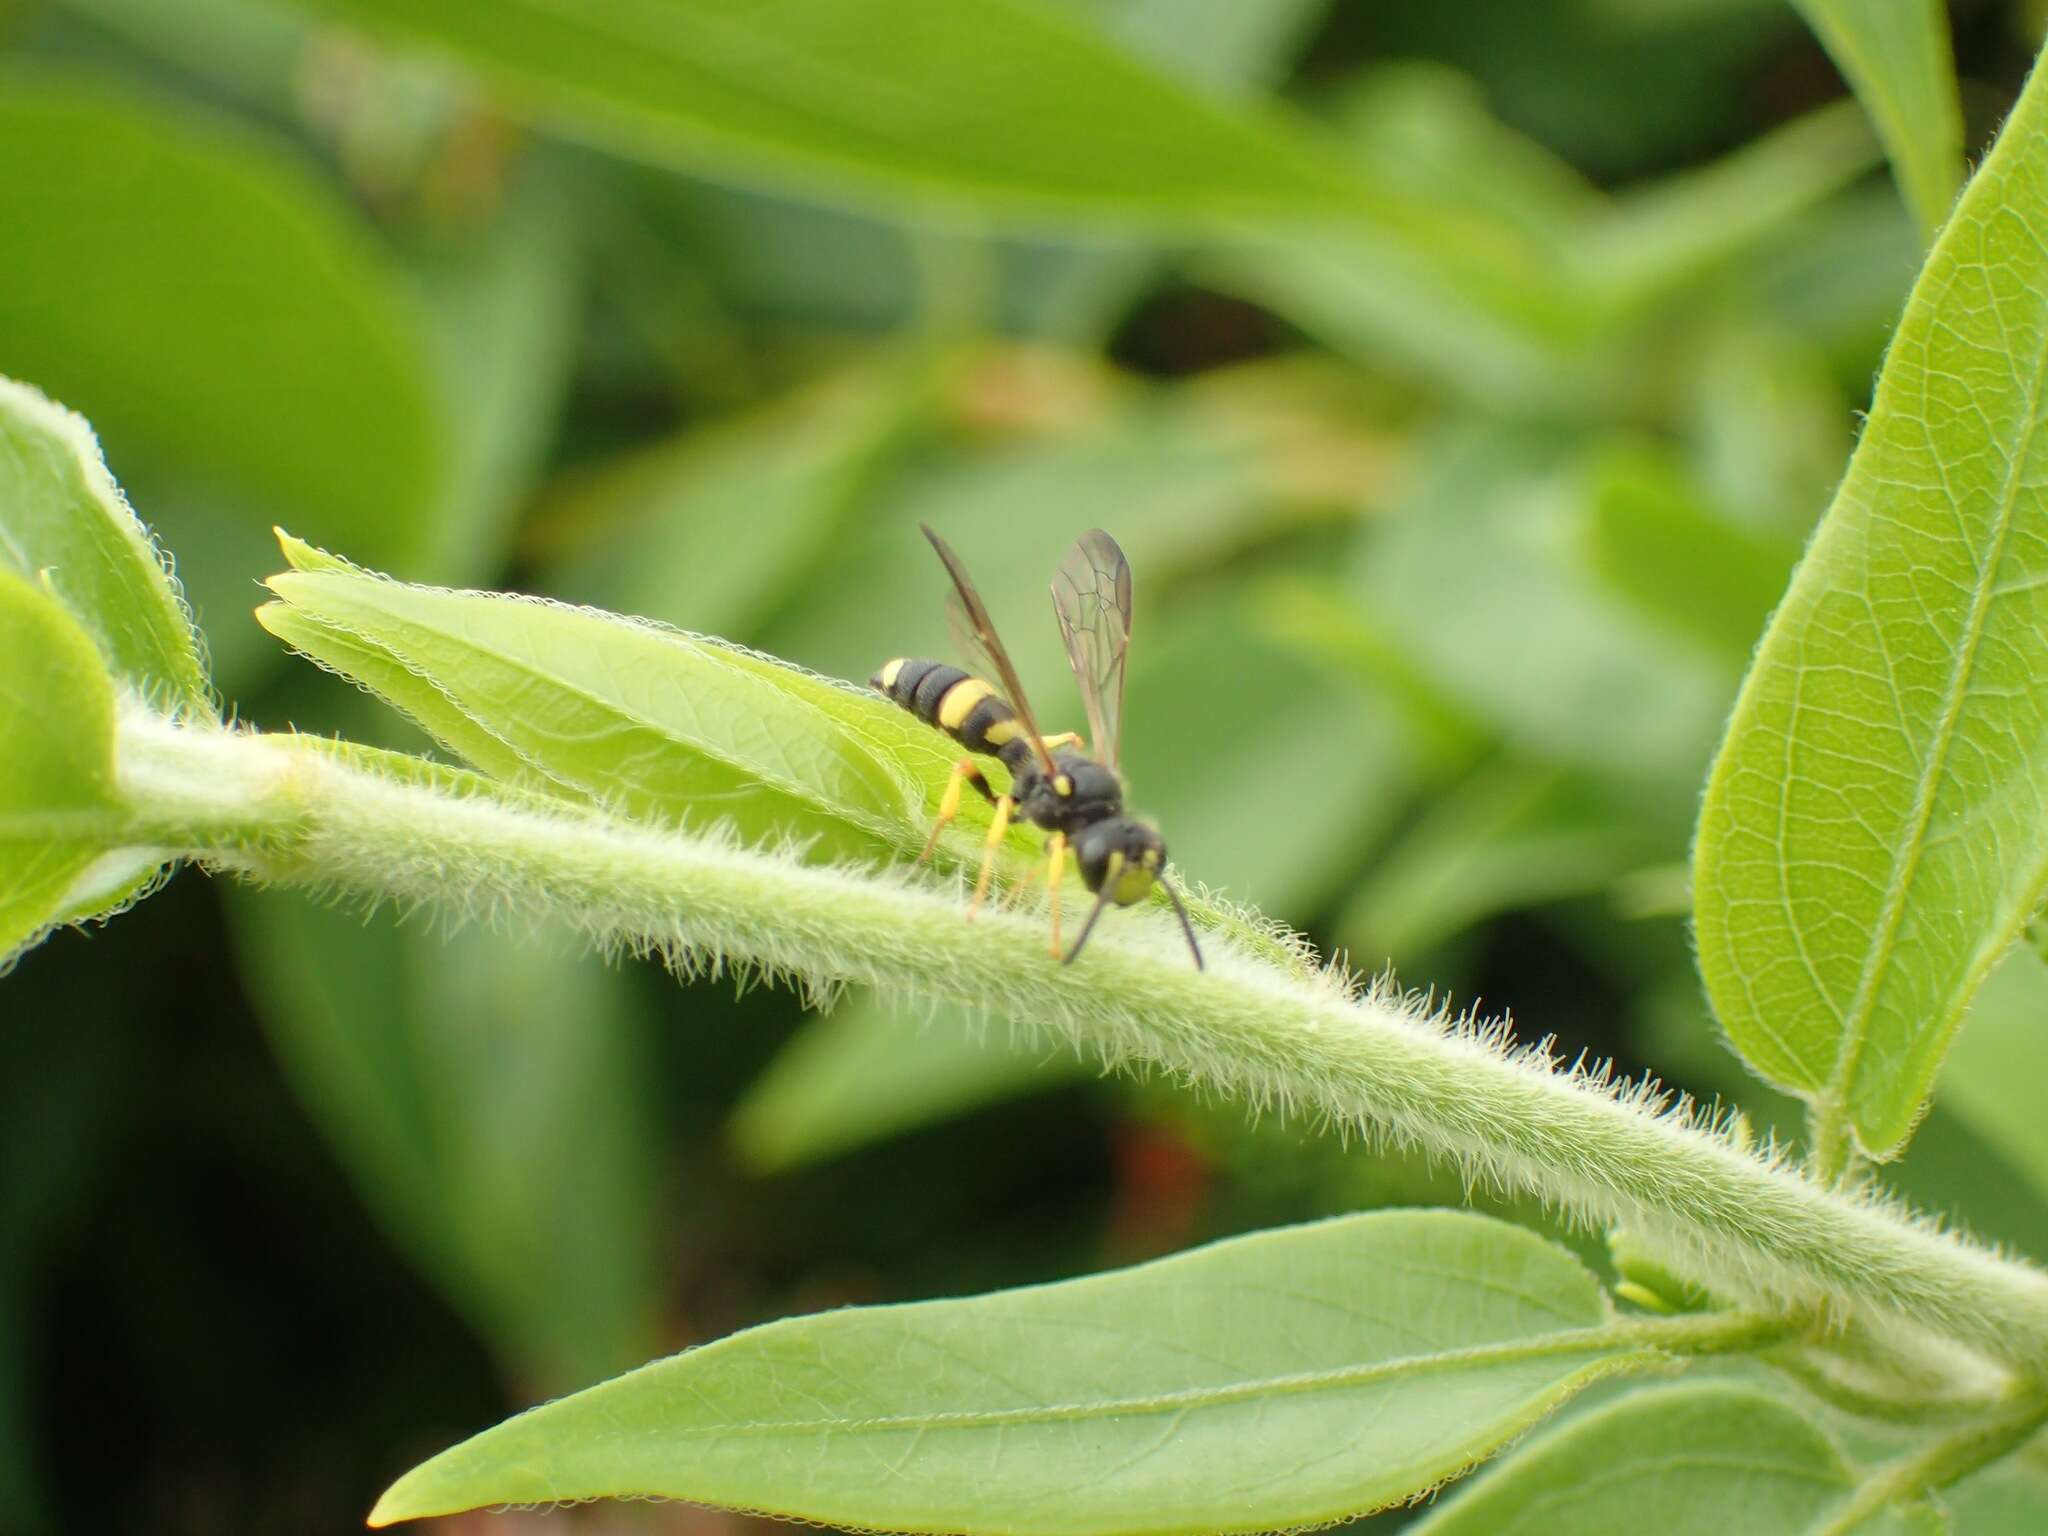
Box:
1822 253 2048 1135
299 579 904 838
639 1325 1652 1439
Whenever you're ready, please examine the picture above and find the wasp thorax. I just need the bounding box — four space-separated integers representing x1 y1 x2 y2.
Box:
1076 818 1165 906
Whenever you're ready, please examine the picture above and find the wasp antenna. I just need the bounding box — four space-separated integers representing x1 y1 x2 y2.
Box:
1161 876 1204 970
1063 884 1117 966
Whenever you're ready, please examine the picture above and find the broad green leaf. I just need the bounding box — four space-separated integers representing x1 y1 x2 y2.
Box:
228 891 660 1390
0 76 445 686
371 1210 1659 1533
1789 0 1961 244
1582 442 1799 664
1407 1381 1920 1535
275 0 1389 228
1932 944 2048 1202
1945 1457 2048 1532
1694 59 2048 1156
0 568 122 967
0 377 210 715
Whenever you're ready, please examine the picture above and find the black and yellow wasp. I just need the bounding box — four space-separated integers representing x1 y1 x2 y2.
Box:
871 525 1203 969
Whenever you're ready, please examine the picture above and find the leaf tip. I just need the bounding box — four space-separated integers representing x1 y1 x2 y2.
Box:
364 1469 429 1528
272 528 348 574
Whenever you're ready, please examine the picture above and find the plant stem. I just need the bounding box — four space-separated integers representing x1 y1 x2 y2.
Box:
113 711 2048 1373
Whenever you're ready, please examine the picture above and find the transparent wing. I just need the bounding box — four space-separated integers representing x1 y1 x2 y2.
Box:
1050 528 1132 771
922 524 1058 777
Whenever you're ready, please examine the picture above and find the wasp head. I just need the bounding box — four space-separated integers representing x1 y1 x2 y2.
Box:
1075 817 1165 906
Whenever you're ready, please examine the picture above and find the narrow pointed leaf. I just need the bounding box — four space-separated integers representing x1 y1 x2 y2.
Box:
1694 55 2048 1156
257 537 927 859
0 377 210 715
1408 1382 1922 1535
371 1210 1660 1533
1789 0 1961 244
0 569 122 966
278 0 1383 227
274 0 1576 379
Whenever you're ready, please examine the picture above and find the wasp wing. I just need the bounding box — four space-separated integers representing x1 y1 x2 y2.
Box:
1050 528 1133 771
922 524 1059 778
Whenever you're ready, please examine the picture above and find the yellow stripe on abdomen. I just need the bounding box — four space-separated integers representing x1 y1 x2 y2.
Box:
878 657 907 690
936 677 996 731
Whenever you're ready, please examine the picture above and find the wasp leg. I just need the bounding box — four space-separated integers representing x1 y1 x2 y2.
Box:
1043 831 1069 957
920 758 995 863
1003 830 1071 914
966 794 1014 920
1038 732 1084 754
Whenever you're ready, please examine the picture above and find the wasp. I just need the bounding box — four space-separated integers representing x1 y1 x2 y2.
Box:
871 525 1203 969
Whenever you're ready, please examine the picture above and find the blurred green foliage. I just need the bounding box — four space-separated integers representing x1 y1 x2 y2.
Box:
2 0 2044 1528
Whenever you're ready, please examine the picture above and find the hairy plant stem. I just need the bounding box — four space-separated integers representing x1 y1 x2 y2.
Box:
112 711 2048 1373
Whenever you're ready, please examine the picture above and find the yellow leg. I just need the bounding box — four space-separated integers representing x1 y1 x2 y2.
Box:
1039 732 1084 754
920 758 980 862
1044 831 1068 956
966 794 1014 920
1003 830 1069 911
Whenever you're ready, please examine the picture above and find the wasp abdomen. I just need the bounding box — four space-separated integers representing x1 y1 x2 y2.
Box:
872 657 1024 758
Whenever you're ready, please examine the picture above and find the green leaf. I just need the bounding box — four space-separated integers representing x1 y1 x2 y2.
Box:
0 567 123 967
0 75 446 686
257 538 922 859
1694 55 2048 1158
370 1210 1660 1532
274 0 1387 228
227 892 660 1390
1944 1457 2048 1532
1407 1381 1914 1535
1789 0 1962 244
0 376 211 715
